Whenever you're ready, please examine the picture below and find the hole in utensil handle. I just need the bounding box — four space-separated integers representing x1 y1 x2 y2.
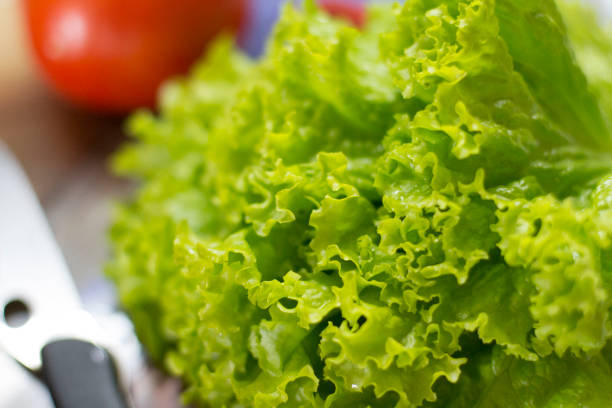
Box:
3 298 31 328
42 339 129 408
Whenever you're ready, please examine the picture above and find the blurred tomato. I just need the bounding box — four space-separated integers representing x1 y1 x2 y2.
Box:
319 0 366 28
23 0 246 112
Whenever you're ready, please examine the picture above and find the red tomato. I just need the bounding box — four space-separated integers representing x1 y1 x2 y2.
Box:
22 0 246 112
319 0 366 28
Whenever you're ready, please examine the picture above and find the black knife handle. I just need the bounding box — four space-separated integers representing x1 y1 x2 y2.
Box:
41 339 129 408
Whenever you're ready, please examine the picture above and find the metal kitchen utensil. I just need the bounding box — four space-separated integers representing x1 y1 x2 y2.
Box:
0 140 130 408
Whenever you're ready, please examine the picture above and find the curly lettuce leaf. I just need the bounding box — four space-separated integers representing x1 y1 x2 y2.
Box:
427 343 612 408
108 0 612 407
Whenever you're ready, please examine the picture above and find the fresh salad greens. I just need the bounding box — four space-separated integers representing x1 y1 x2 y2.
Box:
108 1 612 406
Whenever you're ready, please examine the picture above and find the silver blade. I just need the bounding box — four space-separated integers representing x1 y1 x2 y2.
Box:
0 140 102 370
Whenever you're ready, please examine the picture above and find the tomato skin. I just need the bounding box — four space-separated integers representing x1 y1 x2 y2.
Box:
23 0 246 112
319 0 366 28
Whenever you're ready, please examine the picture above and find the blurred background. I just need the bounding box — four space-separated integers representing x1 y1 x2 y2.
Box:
0 0 610 407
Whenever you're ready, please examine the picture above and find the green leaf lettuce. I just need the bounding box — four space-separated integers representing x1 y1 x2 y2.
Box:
108 0 612 406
